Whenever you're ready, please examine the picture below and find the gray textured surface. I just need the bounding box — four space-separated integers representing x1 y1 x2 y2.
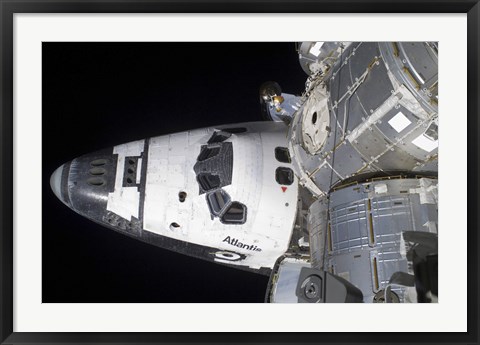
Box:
308 178 438 302
289 42 438 197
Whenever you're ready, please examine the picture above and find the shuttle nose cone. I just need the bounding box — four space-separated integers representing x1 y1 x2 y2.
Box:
50 149 118 223
50 164 68 206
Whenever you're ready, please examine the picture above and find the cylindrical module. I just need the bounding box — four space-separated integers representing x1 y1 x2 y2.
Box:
289 42 438 197
308 177 438 303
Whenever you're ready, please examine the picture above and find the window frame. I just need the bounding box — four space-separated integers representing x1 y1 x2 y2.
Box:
220 201 247 225
274 147 292 163
275 166 295 185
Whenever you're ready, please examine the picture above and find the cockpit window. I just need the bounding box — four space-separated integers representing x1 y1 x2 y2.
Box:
221 127 247 134
197 173 221 192
208 131 232 144
221 202 247 224
275 147 291 163
275 167 294 185
197 145 221 162
206 189 231 216
194 142 233 195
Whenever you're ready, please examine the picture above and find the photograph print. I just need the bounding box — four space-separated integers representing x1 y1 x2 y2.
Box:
42 41 438 303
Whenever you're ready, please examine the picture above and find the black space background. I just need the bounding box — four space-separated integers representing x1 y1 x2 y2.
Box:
42 42 306 303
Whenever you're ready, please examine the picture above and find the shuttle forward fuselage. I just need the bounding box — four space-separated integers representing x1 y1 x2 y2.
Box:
51 121 299 272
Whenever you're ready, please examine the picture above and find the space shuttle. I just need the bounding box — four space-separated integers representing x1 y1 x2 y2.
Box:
50 42 438 303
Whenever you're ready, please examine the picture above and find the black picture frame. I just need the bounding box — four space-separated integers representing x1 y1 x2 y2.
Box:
1 1 479 344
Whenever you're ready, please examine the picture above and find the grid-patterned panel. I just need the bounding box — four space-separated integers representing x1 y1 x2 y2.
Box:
330 200 369 254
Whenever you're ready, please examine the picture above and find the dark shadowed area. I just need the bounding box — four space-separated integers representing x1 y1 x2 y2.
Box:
42 42 306 302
